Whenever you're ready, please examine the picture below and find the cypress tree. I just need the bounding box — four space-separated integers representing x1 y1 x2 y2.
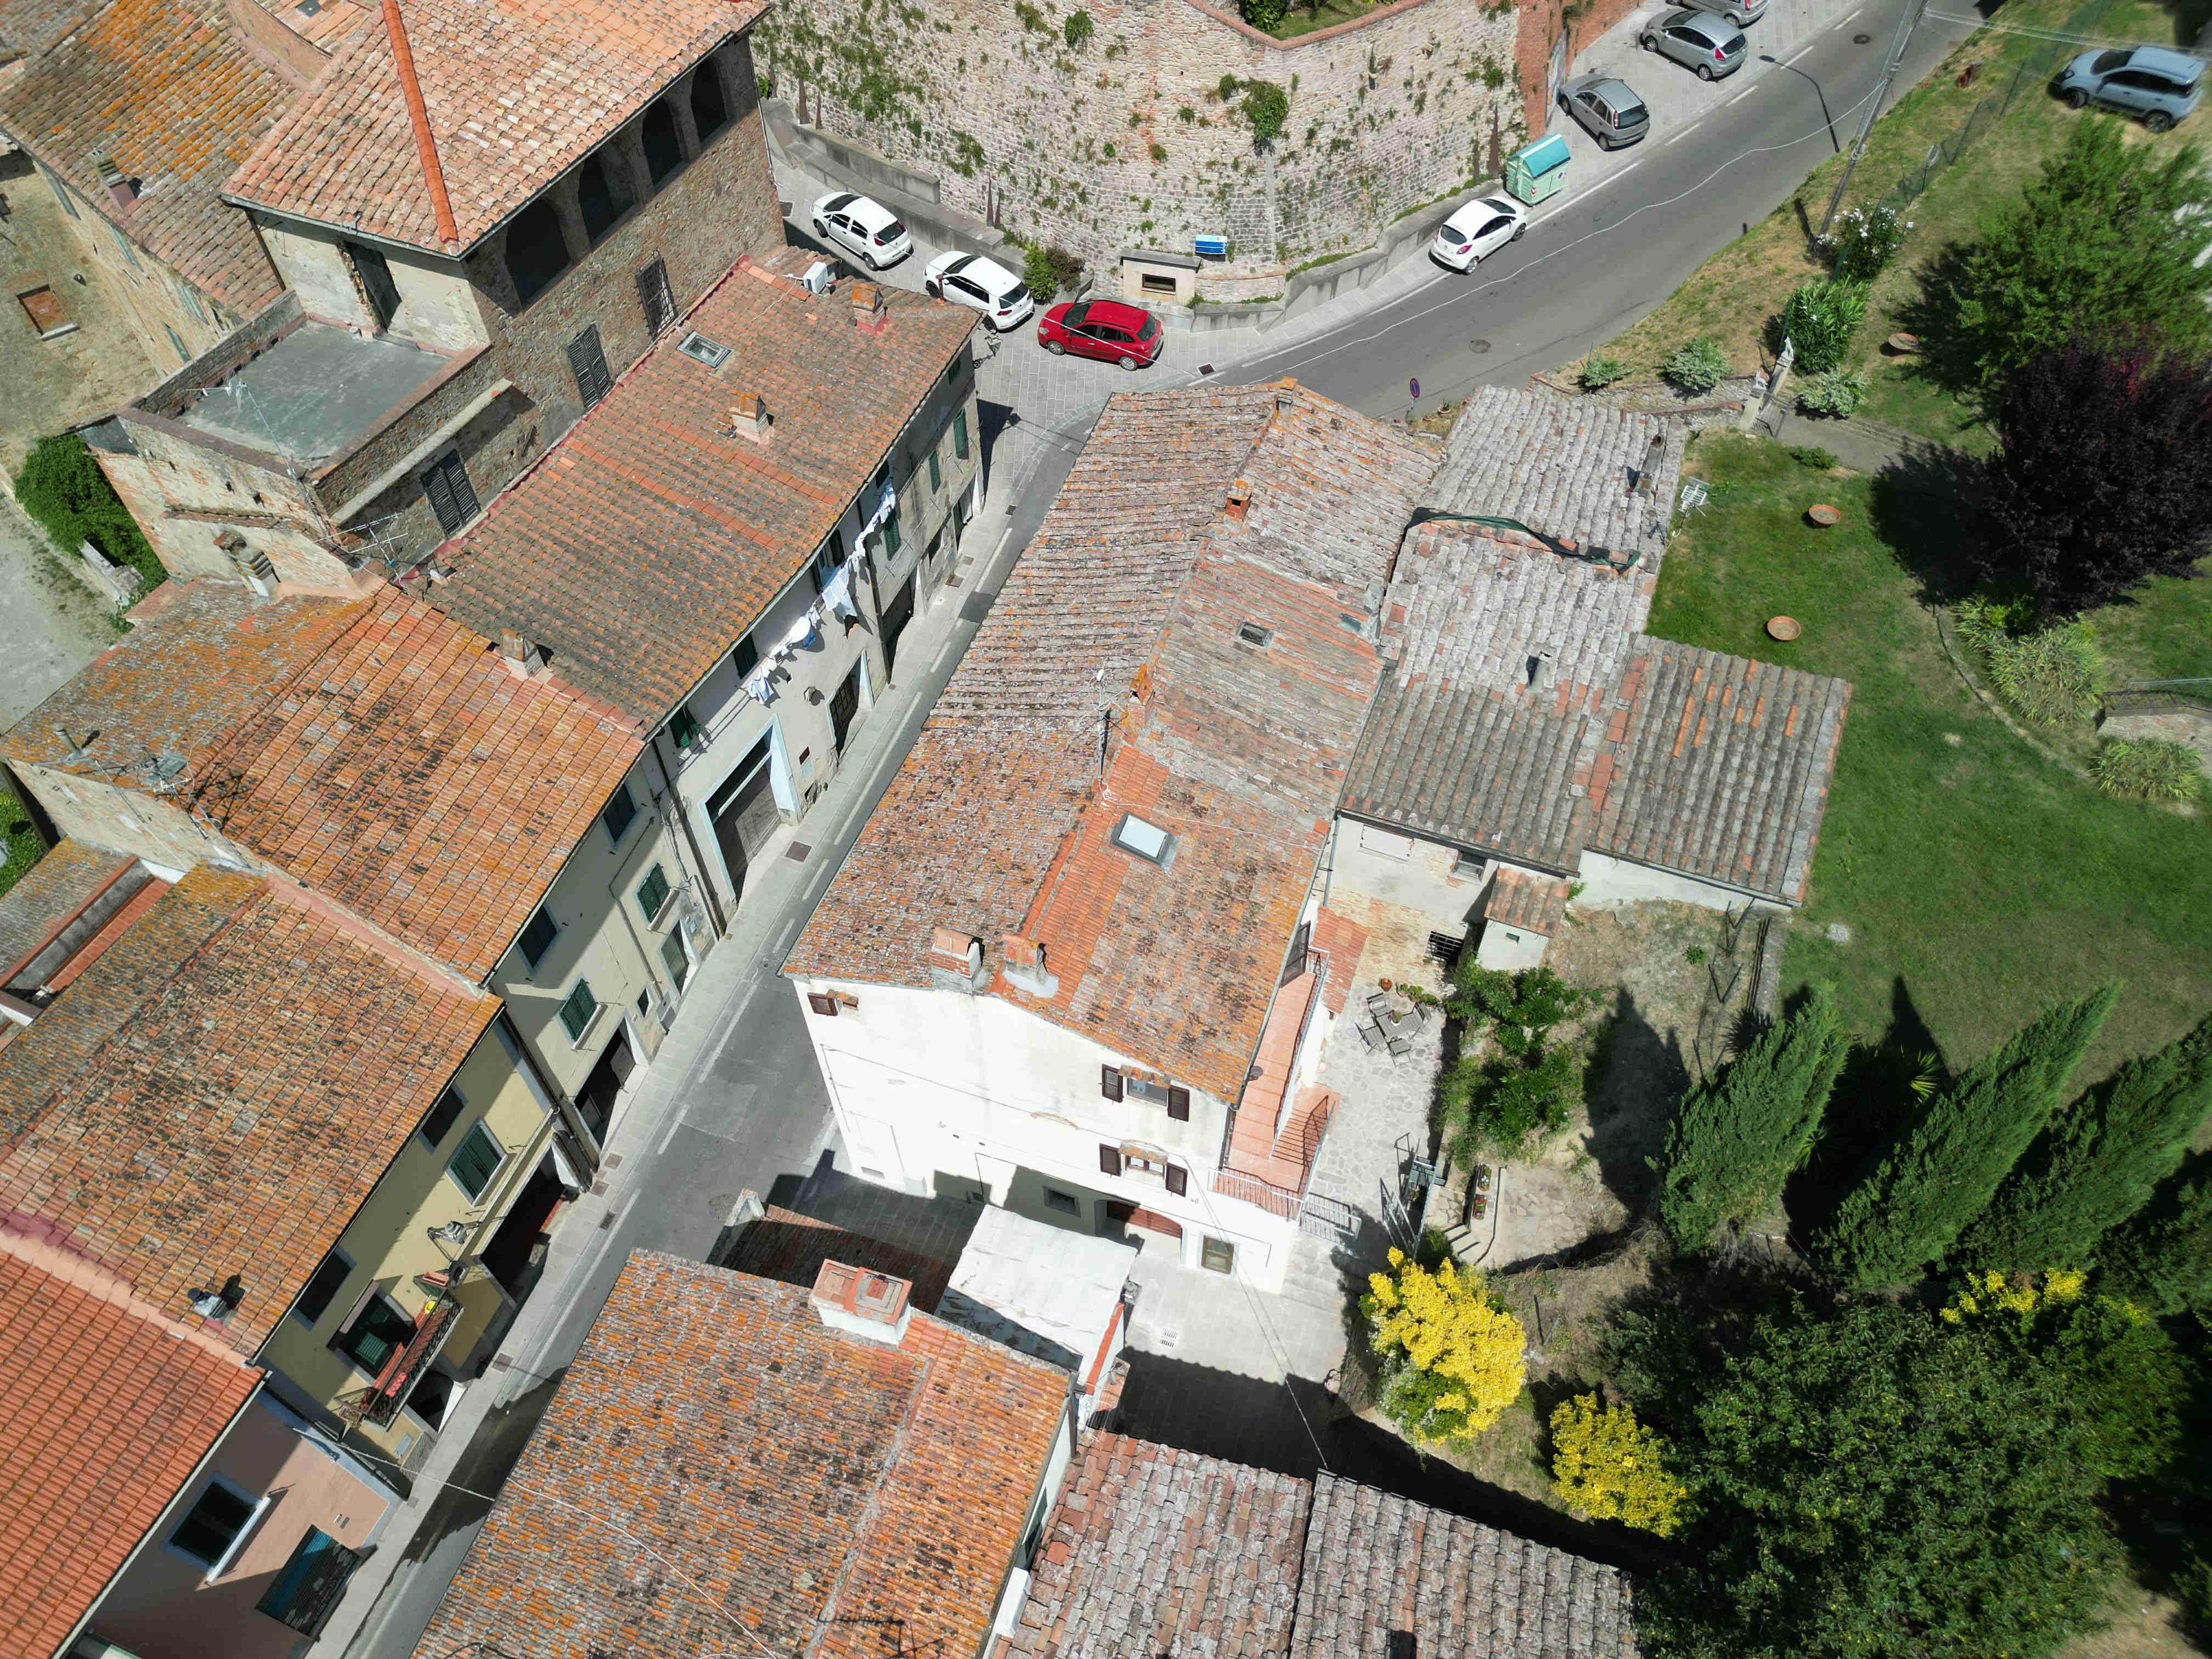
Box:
1954 1014 2212 1273
1656 986 1847 1252
1816 984 2118 1290
2101 1152 2212 1317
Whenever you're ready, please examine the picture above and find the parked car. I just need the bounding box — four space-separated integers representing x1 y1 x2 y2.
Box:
1559 75 1652 149
1685 0 1764 27
1036 297 1164 369
2053 45 2203 132
924 251 1035 330
810 192 913 269
1431 194 1530 270
1642 8 1747 80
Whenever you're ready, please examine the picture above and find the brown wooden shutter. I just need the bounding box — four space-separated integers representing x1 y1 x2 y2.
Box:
1165 1164 1187 1197
1100 1065 1124 1101
1166 1085 1190 1121
805 991 840 1017
1098 1144 1121 1177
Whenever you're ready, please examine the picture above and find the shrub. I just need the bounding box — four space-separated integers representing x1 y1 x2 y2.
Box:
1981 623 2110 729
1020 242 1061 302
1149 141 1167 162
1241 78 1290 144
1779 278 1868 375
1796 368 1866 419
1178 104 1197 122
1548 1395 1689 1536
13 433 164 593
1442 1043 1583 1157
1044 245 1085 293
1014 0 1048 29
1361 1248 1526 1449
1577 354 1629 391
1819 203 1910 281
1218 72 1243 100
1062 7 1093 45
1786 443 1838 470
1664 337 1727 395
2091 737 2205 803
1445 963 1593 1058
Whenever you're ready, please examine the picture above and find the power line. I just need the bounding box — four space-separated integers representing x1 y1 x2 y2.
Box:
1926 8 2210 52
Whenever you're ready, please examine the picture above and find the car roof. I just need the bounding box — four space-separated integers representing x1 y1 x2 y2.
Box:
2126 44 2204 82
845 196 899 230
1672 10 1736 36
961 254 1023 294
1589 76 1644 104
1084 298 1151 326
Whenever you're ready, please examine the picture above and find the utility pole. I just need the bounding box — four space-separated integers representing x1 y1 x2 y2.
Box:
1820 0 1930 235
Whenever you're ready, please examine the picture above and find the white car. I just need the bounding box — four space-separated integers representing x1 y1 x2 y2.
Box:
1431 195 1529 272
924 250 1035 331
810 191 913 270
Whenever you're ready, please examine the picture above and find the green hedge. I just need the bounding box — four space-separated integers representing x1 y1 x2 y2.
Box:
13 433 164 595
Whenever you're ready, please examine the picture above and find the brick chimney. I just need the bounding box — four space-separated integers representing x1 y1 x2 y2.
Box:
811 1259 913 1346
1002 932 1058 998
850 281 889 335
499 630 547 676
1528 647 1555 693
91 151 138 213
730 392 772 443
1224 480 1252 523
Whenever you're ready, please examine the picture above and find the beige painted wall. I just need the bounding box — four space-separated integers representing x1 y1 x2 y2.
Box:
256 221 489 353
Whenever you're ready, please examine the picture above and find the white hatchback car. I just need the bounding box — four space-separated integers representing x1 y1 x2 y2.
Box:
810 191 913 270
1431 195 1529 271
924 250 1035 331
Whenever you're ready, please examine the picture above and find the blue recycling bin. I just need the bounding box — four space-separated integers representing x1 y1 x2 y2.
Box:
1505 133 1571 206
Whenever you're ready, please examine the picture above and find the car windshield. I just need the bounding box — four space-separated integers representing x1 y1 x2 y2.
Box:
2092 48 2131 72
876 220 907 244
1138 314 1161 340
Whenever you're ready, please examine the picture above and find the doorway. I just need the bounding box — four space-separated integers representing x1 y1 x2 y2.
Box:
881 575 915 683
574 1027 634 1144
479 1154 568 1296
706 735 778 907
829 662 862 754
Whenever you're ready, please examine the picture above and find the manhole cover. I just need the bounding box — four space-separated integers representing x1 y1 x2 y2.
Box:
1198 362 1216 376
785 840 813 862
1854 31 1871 41
1471 338 1492 354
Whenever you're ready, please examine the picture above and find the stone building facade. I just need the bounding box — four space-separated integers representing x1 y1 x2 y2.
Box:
759 0 1536 296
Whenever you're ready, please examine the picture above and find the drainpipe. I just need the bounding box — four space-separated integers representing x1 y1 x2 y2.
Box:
652 732 729 938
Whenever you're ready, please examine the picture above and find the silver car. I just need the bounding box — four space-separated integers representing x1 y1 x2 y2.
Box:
1685 0 1764 26
2053 45 2203 133
1559 74 1651 149
1642 8 1747 80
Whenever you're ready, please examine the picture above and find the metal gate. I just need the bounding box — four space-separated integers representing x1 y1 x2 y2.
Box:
1299 1190 1358 1241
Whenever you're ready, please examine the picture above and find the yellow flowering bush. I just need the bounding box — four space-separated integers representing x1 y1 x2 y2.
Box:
1361 1247 1526 1448
1548 1394 1689 1537
1940 1267 2089 1324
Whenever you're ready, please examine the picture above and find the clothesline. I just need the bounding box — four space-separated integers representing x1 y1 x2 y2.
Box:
744 550 872 706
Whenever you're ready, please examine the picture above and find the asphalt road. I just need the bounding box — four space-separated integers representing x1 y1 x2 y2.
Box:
1224 0 1977 414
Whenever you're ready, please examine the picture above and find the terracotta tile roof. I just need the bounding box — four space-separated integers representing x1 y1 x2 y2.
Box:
0 864 498 1357
414 1250 1069 1659
787 385 1441 1102
190 586 642 980
0 0 97 57
225 0 771 253
1592 637 1851 905
1482 866 1571 937
1308 907 1367 1015
0 1242 259 1659
1428 386 1685 566
0 0 291 313
432 259 976 726
1009 1432 1313 1659
1293 1472 1639 1659
720 1203 955 1310
0 839 132 982
1 582 367 780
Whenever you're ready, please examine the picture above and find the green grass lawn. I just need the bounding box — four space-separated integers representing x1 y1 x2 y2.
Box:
0 778 48 905
1649 435 2212 1084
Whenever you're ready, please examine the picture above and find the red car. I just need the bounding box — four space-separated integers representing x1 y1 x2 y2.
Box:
1037 298 1164 370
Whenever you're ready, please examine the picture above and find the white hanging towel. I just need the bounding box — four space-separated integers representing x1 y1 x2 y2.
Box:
859 479 898 539
744 669 780 706
780 609 819 656
821 563 858 622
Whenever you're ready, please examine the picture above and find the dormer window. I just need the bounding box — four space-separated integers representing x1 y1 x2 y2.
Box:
1236 622 1272 648
1111 813 1172 865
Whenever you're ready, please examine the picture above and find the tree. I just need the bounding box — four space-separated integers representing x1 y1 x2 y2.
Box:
1621 1293 2171 1659
1361 1248 1526 1449
1240 78 1289 144
1925 119 2210 393
1439 963 1596 1159
1656 987 1848 1252
1954 1014 2212 1274
1548 1395 1689 1536
2100 1150 2212 1316
1237 0 1286 30
1815 985 2116 1289
1973 336 2212 614
13 433 164 590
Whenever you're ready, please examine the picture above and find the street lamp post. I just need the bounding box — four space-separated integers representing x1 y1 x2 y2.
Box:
1820 0 1931 236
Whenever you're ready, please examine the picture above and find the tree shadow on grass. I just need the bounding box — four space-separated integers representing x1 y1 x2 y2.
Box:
1869 442 1977 605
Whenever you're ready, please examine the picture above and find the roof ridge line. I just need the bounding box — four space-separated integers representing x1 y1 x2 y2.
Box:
380 0 459 251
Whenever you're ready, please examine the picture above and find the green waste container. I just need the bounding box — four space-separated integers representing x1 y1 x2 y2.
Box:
1504 133 1571 206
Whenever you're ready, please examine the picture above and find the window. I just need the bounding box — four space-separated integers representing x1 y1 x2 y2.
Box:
504 196 572 308
447 1121 505 1199
953 410 970 460
174 273 209 323
691 58 730 143
417 1086 466 1149
332 1293 416 1375
557 978 597 1041
577 149 636 243
1111 813 1172 864
642 100 685 186
636 256 675 336
1045 1187 1080 1216
1451 849 1484 878
567 324 612 408
636 862 673 922
170 1480 257 1568
601 783 639 845
1126 1077 1193 1120
669 705 706 751
1141 272 1178 296
811 533 844 594
1200 1236 1237 1275
36 160 78 218
349 241 401 328
661 929 691 992
1236 622 1273 648
928 446 942 492
421 449 481 536
108 218 142 270
1165 1164 1188 1197
732 635 759 678
1100 1065 1124 1101
882 505 901 556
1098 1144 1122 1177
292 1250 353 1326
676 330 731 368
517 906 558 968
257 1527 359 1634
164 323 188 363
